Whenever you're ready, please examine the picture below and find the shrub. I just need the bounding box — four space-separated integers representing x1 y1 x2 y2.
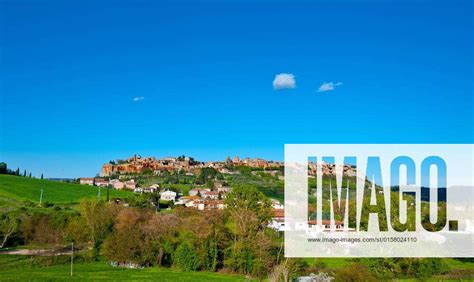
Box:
416 258 450 278
41 201 54 208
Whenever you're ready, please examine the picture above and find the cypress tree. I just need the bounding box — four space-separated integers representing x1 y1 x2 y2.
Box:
0 162 6 174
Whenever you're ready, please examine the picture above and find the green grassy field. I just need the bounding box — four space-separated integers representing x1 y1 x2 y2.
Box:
1 254 471 281
305 257 352 268
0 255 248 281
0 175 132 205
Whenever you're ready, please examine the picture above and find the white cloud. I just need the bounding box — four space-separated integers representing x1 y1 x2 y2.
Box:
273 73 296 90
132 96 145 102
317 82 343 92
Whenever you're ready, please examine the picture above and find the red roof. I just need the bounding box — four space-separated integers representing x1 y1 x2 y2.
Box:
272 209 284 218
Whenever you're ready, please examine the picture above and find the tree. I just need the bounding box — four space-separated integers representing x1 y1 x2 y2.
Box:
0 162 6 174
102 208 152 266
23 170 27 177
0 213 18 248
173 242 200 271
225 184 272 226
269 259 308 282
142 213 180 266
15 168 20 176
79 199 117 256
224 185 274 276
28 213 65 245
175 209 229 272
41 173 44 180
103 228 143 265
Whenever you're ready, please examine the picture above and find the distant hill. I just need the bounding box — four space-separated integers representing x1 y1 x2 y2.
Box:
0 175 132 205
46 178 76 182
391 186 447 202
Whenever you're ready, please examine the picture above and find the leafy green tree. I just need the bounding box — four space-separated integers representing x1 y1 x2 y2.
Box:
224 185 274 276
173 242 200 271
79 199 117 257
0 212 18 248
225 184 272 225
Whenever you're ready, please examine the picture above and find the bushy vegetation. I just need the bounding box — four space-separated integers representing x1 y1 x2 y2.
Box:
356 258 450 279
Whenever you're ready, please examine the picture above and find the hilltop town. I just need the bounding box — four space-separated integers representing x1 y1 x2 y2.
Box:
78 155 357 219
99 154 356 178
100 154 283 176
79 155 284 212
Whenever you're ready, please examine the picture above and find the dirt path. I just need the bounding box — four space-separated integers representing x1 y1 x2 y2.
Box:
1 249 72 256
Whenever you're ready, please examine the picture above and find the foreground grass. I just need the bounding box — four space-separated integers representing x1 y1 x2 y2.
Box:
301 257 352 268
301 257 474 280
0 255 248 281
0 175 132 205
0 254 473 281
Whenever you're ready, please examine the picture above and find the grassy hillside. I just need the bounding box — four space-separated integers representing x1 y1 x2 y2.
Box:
0 175 132 205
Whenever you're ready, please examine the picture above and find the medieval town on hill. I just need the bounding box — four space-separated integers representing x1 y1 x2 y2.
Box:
79 154 357 232
80 155 284 211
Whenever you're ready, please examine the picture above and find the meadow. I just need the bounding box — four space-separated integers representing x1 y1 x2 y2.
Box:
0 175 132 206
0 254 472 281
0 255 248 281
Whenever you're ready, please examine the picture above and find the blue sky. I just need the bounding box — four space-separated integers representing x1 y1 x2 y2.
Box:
0 0 472 178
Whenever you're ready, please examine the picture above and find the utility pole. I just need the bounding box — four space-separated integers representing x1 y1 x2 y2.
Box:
70 242 74 277
98 186 101 201
106 186 110 202
39 189 43 205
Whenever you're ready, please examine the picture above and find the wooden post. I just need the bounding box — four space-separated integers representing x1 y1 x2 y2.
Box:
70 242 74 277
39 189 43 205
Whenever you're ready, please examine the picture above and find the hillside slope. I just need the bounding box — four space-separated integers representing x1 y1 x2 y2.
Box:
0 175 132 204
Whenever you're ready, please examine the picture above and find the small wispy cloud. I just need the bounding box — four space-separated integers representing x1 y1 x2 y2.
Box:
317 82 343 92
273 73 296 90
132 96 145 102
